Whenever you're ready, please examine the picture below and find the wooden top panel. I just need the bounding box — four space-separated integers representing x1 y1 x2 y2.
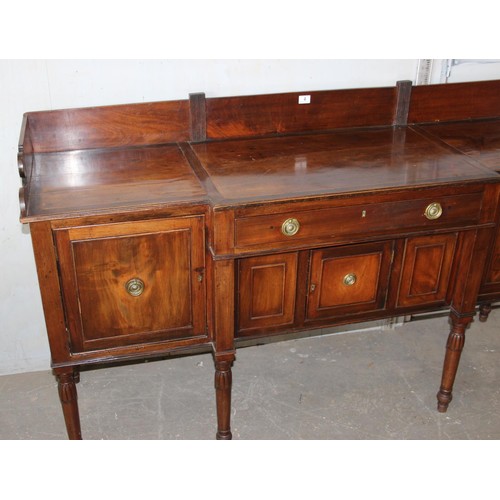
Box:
26 100 190 153
22 144 207 222
191 126 498 205
205 87 397 139
408 80 500 124
417 119 500 172
19 82 500 222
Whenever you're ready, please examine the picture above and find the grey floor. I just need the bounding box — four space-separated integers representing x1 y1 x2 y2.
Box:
1 309 499 440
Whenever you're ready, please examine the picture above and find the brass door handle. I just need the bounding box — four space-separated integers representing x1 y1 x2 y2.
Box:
424 202 443 220
281 218 300 236
125 278 145 297
343 273 357 286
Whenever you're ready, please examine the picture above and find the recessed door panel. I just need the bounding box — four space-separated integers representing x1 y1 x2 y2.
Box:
55 217 206 351
482 230 500 286
397 233 457 308
237 253 298 334
307 241 393 320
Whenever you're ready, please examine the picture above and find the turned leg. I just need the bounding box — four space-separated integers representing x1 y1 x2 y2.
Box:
55 368 82 440
479 303 492 322
214 353 235 440
436 314 471 413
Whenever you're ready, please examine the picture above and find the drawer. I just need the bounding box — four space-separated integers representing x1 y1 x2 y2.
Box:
234 192 483 250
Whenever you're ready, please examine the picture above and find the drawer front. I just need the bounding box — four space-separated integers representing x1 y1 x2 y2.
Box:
54 217 206 352
306 241 393 320
234 192 482 250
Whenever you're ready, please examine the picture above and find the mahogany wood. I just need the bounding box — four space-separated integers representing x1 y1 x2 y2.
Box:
17 79 500 439
25 99 190 153
214 355 233 440
189 93 207 142
479 303 493 322
393 80 412 126
484 230 500 285
211 260 236 438
414 118 500 317
233 192 482 251
191 127 494 205
415 119 500 171
437 313 469 412
54 217 207 351
22 144 208 223
396 233 457 308
205 86 397 139
29 221 72 365
408 80 500 124
238 252 298 334
54 368 82 440
307 241 393 320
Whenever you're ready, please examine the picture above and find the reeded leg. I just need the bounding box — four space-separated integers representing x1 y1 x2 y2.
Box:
214 352 235 440
437 314 471 413
479 303 492 323
55 368 82 440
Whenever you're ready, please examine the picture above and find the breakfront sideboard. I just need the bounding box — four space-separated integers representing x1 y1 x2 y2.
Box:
18 79 500 439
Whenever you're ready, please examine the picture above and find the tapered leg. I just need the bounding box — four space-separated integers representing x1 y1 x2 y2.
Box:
55 368 82 440
436 314 471 413
214 353 235 440
479 303 492 323
211 258 236 440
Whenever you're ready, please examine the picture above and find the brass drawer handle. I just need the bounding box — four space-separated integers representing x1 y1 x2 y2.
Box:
125 278 145 297
343 273 357 286
424 202 443 220
281 218 300 236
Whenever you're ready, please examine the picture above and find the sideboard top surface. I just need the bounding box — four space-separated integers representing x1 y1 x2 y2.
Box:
18 80 500 222
417 119 500 172
191 125 499 206
22 144 208 221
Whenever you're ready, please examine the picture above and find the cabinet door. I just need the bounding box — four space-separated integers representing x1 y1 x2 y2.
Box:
482 229 500 287
55 217 206 352
397 233 457 308
237 252 298 335
307 241 393 320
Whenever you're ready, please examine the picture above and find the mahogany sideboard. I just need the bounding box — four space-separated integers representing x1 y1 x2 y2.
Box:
18 79 500 439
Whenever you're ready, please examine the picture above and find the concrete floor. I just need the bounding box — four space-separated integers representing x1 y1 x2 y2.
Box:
1 309 499 440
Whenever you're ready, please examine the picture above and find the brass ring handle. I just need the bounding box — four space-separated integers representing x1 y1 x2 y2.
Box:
125 278 145 297
343 273 357 286
424 202 443 220
281 218 300 236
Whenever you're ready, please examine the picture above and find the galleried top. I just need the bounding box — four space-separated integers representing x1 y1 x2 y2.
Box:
18 80 500 222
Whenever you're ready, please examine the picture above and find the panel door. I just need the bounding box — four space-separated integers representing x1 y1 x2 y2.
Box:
397 233 457 308
481 228 500 288
237 252 298 335
306 241 393 320
55 217 206 352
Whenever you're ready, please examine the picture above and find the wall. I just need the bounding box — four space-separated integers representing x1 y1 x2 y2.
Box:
426 59 500 83
0 59 497 375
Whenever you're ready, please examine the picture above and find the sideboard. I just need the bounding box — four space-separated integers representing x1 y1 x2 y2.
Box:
18 79 500 439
